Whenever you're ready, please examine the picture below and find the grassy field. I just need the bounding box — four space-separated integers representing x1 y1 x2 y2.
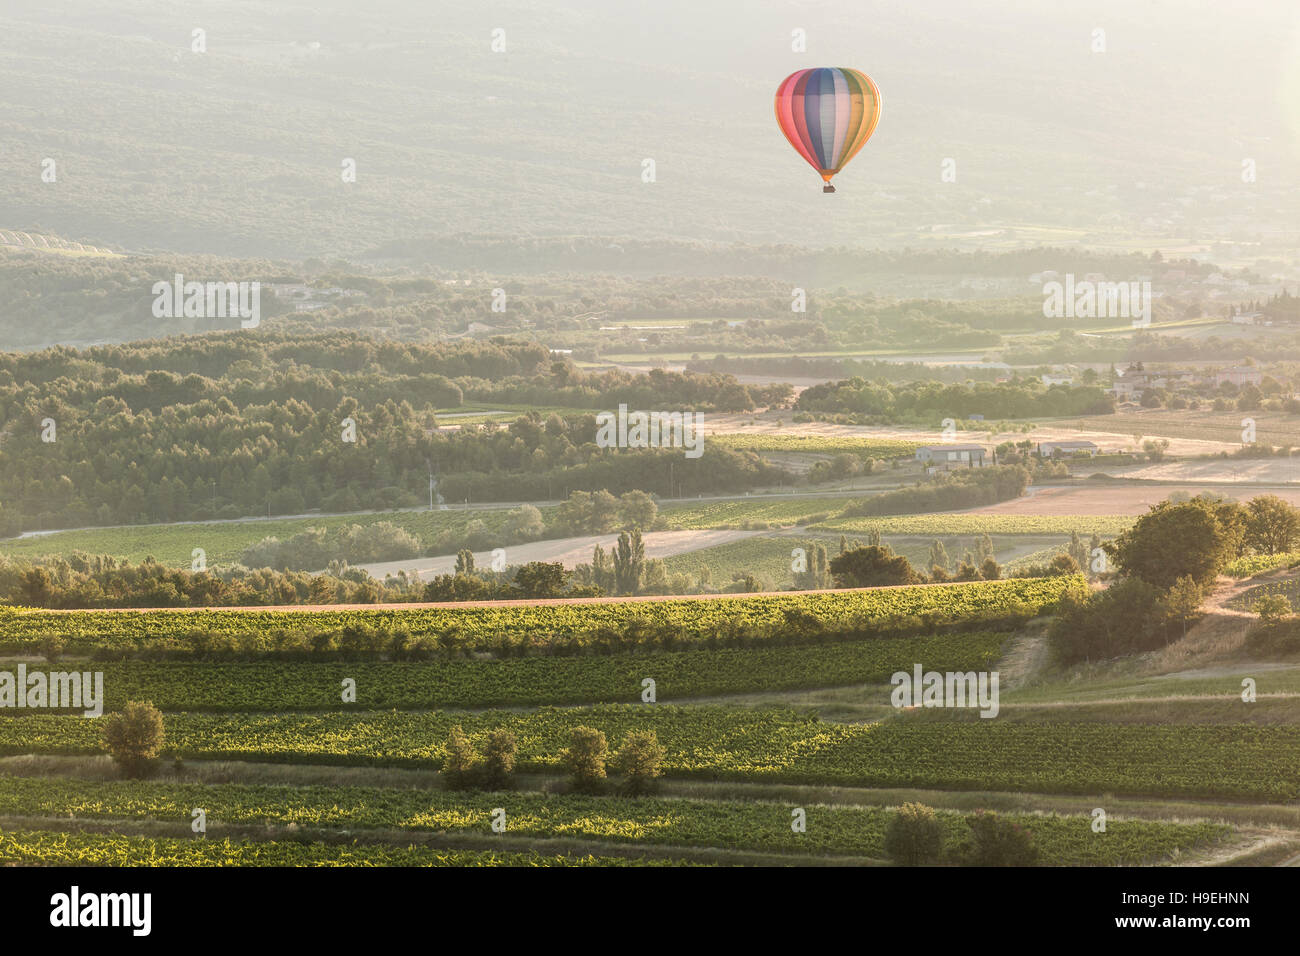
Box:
1060 410 1300 446
659 496 861 530
0 507 534 567
3 494 1080 567
660 533 1077 585
0 490 1125 571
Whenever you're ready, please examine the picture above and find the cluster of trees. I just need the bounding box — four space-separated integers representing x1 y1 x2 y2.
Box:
829 542 1006 588
244 489 667 575
690 355 1004 385
442 723 666 797
429 529 654 601
0 553 418 609
840 465 1034 518
1246 592 1300 657
550 491 656 536
885 803 1037 867
1248 289 1300 324
241 522 423 571
925 533 1028 583
0 547 613 610
420 553 601 602
433 443 783 513
0 332 790 533
1050 494 1300 663
1008 532 1104 581
797 379 1114 422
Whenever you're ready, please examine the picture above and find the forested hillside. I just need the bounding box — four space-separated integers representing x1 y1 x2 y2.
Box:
0 333 786 532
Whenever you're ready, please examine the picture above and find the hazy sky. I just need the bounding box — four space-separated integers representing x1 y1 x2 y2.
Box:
3 0 1299 257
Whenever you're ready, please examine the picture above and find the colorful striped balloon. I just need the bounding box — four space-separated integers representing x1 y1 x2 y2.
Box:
774 68 881 192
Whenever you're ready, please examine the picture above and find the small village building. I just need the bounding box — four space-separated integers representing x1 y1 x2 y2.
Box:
915 444 987 470
1038 440 1099 457
1214 366 1263 387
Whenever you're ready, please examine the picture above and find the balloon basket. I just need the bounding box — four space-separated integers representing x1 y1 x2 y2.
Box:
823 184 836 193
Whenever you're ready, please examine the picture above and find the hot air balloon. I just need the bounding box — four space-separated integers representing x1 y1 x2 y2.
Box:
774 68 881 193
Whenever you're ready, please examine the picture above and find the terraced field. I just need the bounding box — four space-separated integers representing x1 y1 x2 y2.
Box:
0 572 1289 868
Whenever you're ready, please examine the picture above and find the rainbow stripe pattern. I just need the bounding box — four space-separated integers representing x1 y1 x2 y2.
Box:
774 68 882 185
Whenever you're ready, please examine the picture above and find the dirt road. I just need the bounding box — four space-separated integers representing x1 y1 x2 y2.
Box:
356 528 762 580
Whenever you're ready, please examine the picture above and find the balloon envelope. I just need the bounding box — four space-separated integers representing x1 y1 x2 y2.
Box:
774 68 881 184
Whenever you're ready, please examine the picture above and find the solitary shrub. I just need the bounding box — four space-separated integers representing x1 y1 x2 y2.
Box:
1049 553 1081 576
441 725 479 790
884 802 943 866
101 701 165 779
1255 594 1293 626
964 810 1038 866
1247 616 1300 655
479 728 517 791
562 726 609 794
614 730 666 796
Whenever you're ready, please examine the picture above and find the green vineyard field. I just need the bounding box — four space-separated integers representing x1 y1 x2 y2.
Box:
0 828 670 867
0 577 1082 657
1226 578 1300 612
19 633 1006 711
709 434 920 458
0 776 1229 866
1223 552 1300 578
658 496 861 530
4 707 1296 800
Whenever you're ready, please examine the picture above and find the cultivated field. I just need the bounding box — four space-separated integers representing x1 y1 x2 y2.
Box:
1 570 1296 868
